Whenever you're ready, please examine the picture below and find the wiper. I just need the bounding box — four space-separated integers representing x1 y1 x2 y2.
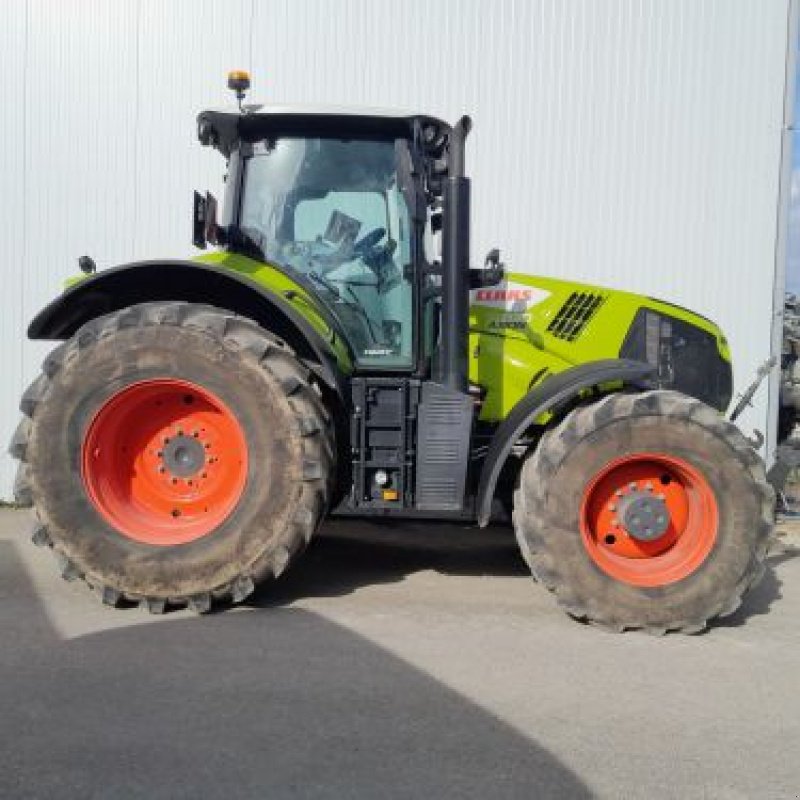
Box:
308 271 341 298
299 270 380 347
225 231 356 359
269 262 356 354
343 285 382 344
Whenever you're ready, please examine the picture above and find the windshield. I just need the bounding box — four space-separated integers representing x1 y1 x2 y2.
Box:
239 137 414 369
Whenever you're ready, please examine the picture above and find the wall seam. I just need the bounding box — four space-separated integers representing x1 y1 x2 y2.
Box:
767 0 799 466
248 0 255 72
19 0 30 402
131 0 142 254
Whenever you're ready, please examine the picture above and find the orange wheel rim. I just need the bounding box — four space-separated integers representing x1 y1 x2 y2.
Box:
81 379 248 545
579 453 718 587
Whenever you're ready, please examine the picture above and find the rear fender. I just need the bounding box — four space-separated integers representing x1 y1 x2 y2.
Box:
28 260 349 398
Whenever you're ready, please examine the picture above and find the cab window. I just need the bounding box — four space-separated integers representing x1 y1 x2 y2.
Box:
240 137 415 369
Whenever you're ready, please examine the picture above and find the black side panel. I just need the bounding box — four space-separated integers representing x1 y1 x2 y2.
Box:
349 377 420 511
475 359 655 526
346 378 474 515
415 383 474 512
619 308 733 411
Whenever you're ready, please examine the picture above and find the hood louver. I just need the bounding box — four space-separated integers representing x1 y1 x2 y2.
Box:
547 292 607 341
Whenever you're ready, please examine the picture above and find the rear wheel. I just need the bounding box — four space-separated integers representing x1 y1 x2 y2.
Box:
513 390 774 633
10 302 334 611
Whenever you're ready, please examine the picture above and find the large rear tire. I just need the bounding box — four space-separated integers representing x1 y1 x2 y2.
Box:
10 302 334 612
513 390 774 633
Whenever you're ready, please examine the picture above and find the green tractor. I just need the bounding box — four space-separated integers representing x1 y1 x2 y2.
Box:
11 73 773 632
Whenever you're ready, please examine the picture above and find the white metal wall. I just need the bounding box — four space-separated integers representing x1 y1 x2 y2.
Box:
0 0 793 498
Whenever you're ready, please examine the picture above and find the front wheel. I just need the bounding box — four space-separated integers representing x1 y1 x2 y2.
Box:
513 390 774 633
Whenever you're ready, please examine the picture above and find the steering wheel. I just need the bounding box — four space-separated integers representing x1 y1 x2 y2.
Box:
353 227 386 256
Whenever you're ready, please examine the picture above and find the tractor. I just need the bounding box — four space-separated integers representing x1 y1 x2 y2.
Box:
10 72 774 632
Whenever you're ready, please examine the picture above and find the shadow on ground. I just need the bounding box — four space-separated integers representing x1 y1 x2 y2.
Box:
257 518 795 634
710 542 800 629
251 519 527 608
0 540 589 799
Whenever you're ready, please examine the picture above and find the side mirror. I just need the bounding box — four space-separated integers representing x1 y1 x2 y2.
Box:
192 191 220 249
484 248 501 269
78 255 96 275
469 248 505 289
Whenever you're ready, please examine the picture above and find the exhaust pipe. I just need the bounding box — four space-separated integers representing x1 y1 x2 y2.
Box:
438 115 472 393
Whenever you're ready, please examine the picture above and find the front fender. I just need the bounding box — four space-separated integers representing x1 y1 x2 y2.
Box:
475 359 656 526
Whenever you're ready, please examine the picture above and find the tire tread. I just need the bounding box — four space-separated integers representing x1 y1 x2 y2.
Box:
9 301 335 612
513 389 774 633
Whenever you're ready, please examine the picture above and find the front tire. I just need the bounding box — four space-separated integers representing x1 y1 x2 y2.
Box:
513 390 774 633
10 302 334 612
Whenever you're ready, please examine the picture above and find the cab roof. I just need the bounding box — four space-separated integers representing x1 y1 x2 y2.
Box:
197 105 451 157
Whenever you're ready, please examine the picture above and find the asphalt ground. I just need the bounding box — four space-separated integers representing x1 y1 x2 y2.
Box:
1 508 799 799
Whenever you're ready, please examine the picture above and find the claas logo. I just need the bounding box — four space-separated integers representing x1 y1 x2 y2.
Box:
471 283 551 310
475 288 533 302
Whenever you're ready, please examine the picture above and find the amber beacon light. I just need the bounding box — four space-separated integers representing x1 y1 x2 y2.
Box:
227 70 251 109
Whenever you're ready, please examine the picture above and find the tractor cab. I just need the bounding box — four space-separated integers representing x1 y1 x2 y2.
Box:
195 102 461 375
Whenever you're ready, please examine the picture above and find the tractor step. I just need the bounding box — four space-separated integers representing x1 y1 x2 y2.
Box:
415 383 474 512
347 378 474 513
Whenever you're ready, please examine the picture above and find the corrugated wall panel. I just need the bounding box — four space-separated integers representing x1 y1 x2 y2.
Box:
131 0 251 259
0 0 792 498
21 0 140 369
0 0 28 497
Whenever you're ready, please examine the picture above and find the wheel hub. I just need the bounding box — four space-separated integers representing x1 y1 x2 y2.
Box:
617 490 670 541
580 453 719 587
162 434 206 478
81 379 248 545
